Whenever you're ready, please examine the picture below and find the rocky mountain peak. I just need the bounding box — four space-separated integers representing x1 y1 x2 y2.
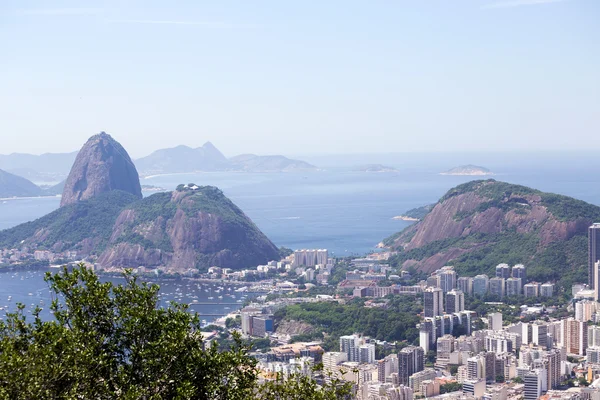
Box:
60 132 142 207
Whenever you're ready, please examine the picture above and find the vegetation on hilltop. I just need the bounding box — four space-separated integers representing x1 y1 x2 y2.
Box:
275 296 422 351
0 266 352 399
175 184 254 226
386 180 600 290
390 232 587 291
401 204 434 220
0 183 279 270
0 190 139 251
438 179 600 221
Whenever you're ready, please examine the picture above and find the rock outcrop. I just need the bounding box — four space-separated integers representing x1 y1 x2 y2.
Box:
387 179 600 274
96 184 280 270
60 132 142 206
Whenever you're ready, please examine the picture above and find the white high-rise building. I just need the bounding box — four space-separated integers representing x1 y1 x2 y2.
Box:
340 334 361 362
386 385 414 400
505 277 522 297
445 289 465 314
562 318 588 356
323 352 348 382
532 322 549 349
524 369 546 400
489 312 503 331
496 263 511 279
512 264 527 281
463 379 486 398
292 249 328 267
409 369 436 394
541 283 555 297
589 325 600 348
424 287 443 317
377 354 398 383
489 277 505 298
467 356 485 380
359 343 376 364
588 347 600 363
473 275 489 296
457 277 473 295
524 283 540 297
438 266 457 293
576 300 597 322
419 329 430 354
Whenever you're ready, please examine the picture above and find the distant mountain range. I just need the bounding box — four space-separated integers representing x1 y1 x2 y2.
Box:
135 143 317 176
134 143 230 176
0 142 318 189
0 169 45 198
0 152 77 183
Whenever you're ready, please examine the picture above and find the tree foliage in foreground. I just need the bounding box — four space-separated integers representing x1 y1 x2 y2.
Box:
0 266 351 399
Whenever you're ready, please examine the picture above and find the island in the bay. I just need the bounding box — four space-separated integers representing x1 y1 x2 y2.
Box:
352 164 398 173
440 164 493 176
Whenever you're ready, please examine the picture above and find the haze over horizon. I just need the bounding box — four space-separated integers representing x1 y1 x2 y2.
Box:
1 0 598 158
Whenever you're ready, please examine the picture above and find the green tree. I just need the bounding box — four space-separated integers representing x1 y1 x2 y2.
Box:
440 382 462 394
225 315 242 329
578 377 590 387
0 265 351 399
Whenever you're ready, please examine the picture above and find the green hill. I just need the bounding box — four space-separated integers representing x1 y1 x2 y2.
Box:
0 191 139 252
98 184 279 270
0 184 279 271
386 179 599 289
0 169 43 198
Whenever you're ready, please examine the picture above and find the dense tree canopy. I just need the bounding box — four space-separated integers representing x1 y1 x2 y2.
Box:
275 296 422 350
0 266 351 399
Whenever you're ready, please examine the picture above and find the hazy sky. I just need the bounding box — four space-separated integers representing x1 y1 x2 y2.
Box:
1 0 598 158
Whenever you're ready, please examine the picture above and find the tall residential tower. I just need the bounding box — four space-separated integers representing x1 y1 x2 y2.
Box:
589 224 600 289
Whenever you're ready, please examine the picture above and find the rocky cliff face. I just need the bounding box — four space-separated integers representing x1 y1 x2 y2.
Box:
61 132 142 206
97 184 280 270
388 180 600 274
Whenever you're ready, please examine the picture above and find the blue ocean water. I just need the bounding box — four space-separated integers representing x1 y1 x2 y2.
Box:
1 151 600 256
0 268 254 323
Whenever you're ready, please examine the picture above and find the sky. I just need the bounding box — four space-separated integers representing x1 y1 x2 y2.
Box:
1 0 598 158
